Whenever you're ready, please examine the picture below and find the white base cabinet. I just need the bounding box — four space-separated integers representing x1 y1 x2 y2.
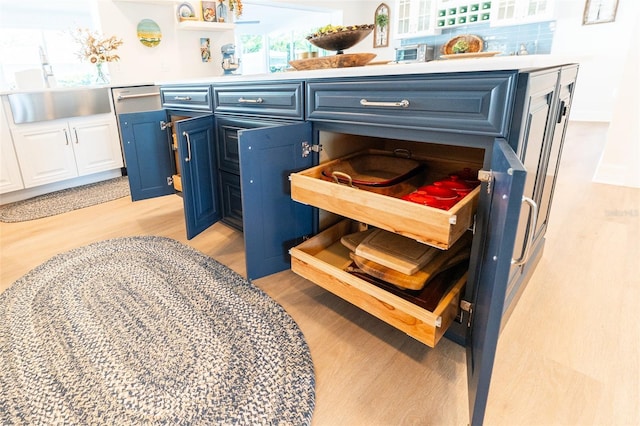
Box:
0 101 24 194
11 114 123 189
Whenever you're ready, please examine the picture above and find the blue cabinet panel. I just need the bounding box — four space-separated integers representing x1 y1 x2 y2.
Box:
175 115 221 239
119 110 174 201
466 139 525 426
239 121 314 280
219 170 243 231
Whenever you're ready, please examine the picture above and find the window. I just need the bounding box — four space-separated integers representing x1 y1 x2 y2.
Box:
235 1 340 75
0 0 99 90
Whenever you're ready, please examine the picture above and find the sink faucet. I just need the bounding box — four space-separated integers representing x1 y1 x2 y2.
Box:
39 46 55 88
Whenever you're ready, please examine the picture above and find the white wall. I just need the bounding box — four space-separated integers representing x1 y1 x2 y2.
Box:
552 0 638 122
96 0 234 85
551 0 639 187
592 11 639 187
321 1 397 62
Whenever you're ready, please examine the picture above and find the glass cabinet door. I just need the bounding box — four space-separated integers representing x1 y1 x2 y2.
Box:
492 0 553 25
396 0 437 38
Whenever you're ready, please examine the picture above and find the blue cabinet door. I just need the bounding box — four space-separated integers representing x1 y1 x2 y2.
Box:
119 110 175 201
466 139 526 425
238 122 314 280
174 114 221 240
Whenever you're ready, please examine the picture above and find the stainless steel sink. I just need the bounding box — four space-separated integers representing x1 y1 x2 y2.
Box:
7 87 112 124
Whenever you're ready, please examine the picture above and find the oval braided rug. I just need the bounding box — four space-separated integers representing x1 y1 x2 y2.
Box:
0 236 315 425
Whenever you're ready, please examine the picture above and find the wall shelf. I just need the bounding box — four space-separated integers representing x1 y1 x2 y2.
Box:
176 21 235 31
112 0 176 4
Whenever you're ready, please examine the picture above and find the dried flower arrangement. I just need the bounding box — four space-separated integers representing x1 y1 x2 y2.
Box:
228 0 243 18
71 28 124 64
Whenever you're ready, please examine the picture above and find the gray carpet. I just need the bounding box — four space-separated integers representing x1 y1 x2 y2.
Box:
0 236 315 425
0 176 130 223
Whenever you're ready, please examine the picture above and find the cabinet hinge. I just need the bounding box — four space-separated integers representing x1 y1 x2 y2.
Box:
160 120 173 131
477 169 493 194
167 176 173 186
301 141 322 158
460 300 473 327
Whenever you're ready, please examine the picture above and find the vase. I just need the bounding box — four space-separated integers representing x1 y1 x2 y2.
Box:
95 63 109 84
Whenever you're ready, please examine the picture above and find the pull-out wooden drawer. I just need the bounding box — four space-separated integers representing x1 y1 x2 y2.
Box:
214 82 304 119
290 219 468 347
306 72 516 136
290 150 480 250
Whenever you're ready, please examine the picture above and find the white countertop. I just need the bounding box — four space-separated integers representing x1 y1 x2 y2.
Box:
160 54 579 85
1 55 579 96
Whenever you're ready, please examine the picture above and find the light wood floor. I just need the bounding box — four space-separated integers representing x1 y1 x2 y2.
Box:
1 121 638 425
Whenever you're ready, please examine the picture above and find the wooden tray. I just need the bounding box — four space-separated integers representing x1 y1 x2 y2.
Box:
354 228 439 275
349 232 472 290
440 51 500 60
289 53 377 70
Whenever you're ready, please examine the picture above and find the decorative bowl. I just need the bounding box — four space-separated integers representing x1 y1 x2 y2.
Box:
306 25 374 54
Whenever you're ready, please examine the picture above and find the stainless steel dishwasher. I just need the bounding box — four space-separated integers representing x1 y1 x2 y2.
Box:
111 85 162 167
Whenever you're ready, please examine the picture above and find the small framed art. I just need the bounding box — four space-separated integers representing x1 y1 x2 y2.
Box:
582 0 619 25
201 1 216 22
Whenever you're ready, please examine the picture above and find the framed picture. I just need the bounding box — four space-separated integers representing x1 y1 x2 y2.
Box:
582 0 619 25
374 3 389 48
201 38 211 62
201 1 216 22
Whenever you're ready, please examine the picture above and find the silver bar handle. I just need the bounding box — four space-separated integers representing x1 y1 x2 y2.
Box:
511 196 538 266
360 99 410 108
73 128 79 144
238 97 263 104
117 92 160 101
63 128 70 145
183 131 192 162
174 96 192 101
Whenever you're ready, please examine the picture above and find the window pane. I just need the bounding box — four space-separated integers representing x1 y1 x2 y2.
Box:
0 0 98 89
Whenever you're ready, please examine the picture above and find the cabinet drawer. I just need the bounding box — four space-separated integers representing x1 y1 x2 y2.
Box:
290 219 468 347
306 73 516 136
214 83 304 119
161 86 213 112
290 150 480 250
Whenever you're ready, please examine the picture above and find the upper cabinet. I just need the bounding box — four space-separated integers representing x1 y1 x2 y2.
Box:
395 0 439 39
436 0 493 30
491 0 554 26
396 0 554 37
